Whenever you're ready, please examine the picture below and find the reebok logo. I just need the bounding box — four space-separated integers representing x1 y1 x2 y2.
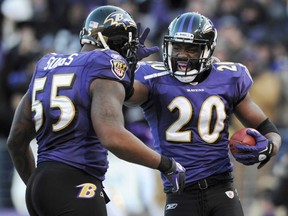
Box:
166 203 178 210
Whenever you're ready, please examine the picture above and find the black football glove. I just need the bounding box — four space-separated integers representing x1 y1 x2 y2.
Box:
163 159 186 193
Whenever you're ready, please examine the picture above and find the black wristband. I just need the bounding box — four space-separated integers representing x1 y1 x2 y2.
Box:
256 118 280 135
157 155 173 172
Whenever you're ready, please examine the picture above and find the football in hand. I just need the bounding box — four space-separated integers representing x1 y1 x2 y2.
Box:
229 128 256 155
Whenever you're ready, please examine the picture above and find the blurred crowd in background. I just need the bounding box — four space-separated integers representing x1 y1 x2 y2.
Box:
0 0 288 215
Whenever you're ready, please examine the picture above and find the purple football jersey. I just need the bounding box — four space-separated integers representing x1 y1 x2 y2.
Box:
135 61 253 186
28 49 131 181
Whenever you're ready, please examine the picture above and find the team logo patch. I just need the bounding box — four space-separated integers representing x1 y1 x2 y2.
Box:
110 59 127 79
225 191 235 199
76 183 97 198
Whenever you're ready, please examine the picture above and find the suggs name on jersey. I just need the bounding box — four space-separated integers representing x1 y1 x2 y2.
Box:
44 53 79 70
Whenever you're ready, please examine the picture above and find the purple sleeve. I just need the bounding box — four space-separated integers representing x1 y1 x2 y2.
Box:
235 63 253 103
85 50 132 89
134 61 167 89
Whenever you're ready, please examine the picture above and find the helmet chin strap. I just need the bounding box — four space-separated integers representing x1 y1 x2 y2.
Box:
174 75 197 83
125 32 133 58
174 69 198 83
128 31 132 42
97 32 109 49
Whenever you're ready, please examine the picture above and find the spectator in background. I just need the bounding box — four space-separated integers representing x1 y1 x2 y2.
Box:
0 19 41 212
239 1 268 43
270 44 288 214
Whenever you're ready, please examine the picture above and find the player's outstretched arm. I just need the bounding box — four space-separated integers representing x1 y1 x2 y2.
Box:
90 78 185 192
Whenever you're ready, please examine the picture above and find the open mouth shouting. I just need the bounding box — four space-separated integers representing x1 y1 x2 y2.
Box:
177 61 191 72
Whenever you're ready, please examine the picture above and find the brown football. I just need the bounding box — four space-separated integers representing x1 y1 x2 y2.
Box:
229 128 256 155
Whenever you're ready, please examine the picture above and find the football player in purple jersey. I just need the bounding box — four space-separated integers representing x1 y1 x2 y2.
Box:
125 12 281 216
6 5 185 216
